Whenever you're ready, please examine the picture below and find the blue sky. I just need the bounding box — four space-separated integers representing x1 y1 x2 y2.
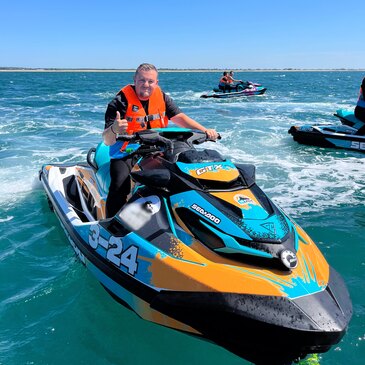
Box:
1 0 364 69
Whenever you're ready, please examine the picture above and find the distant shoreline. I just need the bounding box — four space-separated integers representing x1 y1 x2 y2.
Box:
1 68 364 73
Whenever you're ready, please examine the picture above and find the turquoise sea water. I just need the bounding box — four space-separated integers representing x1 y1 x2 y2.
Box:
0 71 364 365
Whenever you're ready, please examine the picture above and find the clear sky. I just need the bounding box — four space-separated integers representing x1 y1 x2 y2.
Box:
1 0 364 69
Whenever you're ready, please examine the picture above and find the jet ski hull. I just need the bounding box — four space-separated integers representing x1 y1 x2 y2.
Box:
289 125 365 152
39 129 352 365
152 268 351 365
201 87 267 99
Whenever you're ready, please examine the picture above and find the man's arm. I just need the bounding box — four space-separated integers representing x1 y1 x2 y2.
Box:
102 96 128 146
170 113 219 140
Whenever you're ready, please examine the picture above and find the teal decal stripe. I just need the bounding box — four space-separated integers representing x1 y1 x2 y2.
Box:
163 197 177 237
301 253 311 283
170 190 252 240
301 251 319 286
200 220 273 258
229 265 296 288
174 226 195 247
294 228 299 251
326 138 352 148
297 231 309 245
230 264 325 299
132 184 145 194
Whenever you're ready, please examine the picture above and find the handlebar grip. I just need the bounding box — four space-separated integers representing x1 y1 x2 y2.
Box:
206 133 221 142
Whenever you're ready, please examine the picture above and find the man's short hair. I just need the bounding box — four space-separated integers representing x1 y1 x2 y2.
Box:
135 63 158 78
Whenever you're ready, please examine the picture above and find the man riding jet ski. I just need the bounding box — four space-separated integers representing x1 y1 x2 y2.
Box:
40 128 352 365
200 83 266 99
200 72 266 99
103 63 219 218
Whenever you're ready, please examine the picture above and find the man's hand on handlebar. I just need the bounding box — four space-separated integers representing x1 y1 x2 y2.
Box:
205 129 220 141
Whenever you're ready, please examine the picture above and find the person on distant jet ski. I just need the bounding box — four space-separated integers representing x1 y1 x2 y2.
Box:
354 77 365 135
228 71 254 90
103 63 218 218
227 71 243 85
218 71 231 92
218 71 243 92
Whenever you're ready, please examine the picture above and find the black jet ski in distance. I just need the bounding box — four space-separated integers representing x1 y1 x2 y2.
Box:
289 109 365 152
39 129 352 365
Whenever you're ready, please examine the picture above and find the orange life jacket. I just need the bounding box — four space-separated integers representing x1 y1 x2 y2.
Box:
226 75 234 84
118 85 169 134
219 76 228 84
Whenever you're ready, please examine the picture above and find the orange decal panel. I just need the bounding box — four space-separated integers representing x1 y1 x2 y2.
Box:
294 223 329 286
211 189 261 210
140 224 329 298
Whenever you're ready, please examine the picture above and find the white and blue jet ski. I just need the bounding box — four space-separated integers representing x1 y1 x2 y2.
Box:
288 109 365 152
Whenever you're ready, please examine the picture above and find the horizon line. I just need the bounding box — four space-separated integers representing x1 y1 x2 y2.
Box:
1 67 365 73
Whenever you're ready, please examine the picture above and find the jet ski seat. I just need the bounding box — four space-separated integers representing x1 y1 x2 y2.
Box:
94 142 111 168
177 149 225 163
93 142 111 197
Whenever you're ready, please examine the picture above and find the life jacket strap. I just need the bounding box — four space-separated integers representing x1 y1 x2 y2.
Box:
126 112 166 123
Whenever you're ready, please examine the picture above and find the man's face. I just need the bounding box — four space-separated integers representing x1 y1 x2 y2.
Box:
134 70 158 100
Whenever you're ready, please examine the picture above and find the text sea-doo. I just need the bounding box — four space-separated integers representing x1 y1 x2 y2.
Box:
39 129 352 365
288 109 365 152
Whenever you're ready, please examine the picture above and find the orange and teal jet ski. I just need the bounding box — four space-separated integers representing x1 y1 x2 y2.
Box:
39 129 352 365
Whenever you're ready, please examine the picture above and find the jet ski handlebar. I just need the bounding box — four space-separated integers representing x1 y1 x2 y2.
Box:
190 132 221 144
117 130 221 148
117 131 174 153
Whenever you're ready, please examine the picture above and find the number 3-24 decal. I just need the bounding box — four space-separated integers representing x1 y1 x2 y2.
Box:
88 224 138 276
